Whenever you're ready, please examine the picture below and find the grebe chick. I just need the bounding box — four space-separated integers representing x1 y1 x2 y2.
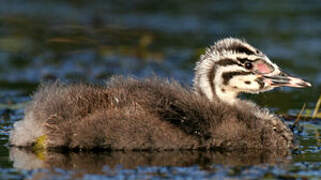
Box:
10 38 311 151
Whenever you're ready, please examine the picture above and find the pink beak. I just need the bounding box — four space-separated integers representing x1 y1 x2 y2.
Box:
263 72 311 88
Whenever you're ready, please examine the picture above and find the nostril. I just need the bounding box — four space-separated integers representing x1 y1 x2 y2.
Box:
279 72 288 77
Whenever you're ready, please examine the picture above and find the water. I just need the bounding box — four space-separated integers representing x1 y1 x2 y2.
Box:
0 0 320 179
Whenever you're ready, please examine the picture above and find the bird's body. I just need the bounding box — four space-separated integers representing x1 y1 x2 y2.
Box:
10 38 311 151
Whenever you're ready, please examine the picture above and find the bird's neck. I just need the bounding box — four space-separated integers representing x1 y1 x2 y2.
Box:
214 86 239 105
193 57 240 105
193 72 239 105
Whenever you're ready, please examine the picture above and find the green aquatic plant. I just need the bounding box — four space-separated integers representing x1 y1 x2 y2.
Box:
312 95 321 119
312 95 321 146
294 103 306 127
292 95 321 121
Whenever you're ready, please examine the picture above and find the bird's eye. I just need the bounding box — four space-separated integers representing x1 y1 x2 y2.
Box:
245 62 253 69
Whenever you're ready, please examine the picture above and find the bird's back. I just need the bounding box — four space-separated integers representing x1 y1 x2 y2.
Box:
10 76 294 151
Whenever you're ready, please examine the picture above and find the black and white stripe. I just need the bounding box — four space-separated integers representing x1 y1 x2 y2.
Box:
216 58 243 67
223 43 256 55
222 71 253 85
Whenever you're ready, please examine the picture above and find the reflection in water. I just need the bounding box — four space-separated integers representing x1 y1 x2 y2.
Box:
10 147 291 172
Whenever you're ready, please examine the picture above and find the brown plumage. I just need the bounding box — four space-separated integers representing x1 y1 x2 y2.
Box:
10 76 293 151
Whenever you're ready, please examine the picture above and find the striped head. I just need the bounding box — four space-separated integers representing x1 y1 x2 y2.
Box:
193 38 311 104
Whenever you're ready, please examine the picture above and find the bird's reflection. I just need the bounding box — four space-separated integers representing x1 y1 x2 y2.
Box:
10 147 291 173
